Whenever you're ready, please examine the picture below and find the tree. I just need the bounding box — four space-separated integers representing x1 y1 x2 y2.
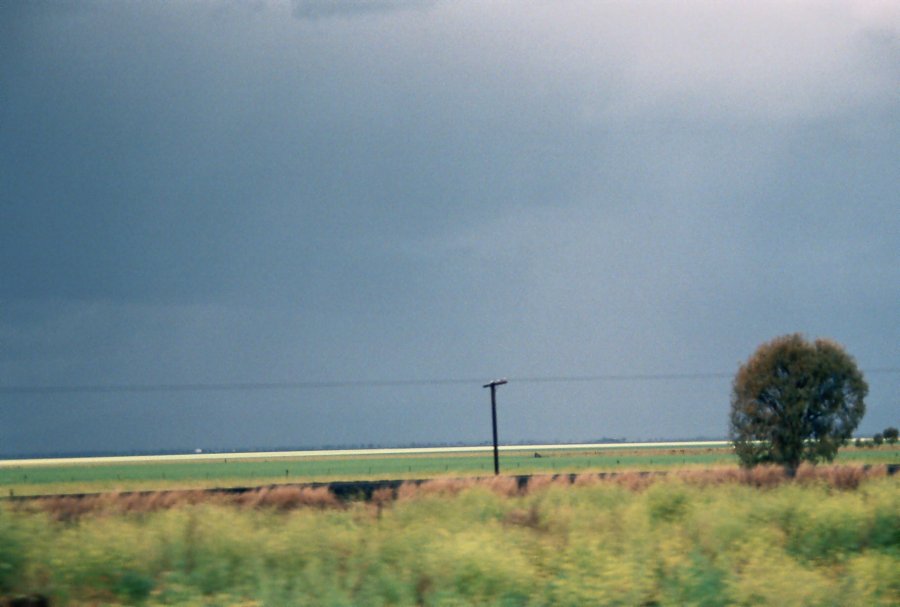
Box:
873 433 884 446
730 334 867 468
884 427 898 445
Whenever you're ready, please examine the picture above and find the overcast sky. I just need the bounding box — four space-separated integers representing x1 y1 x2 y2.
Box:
2 0 898 456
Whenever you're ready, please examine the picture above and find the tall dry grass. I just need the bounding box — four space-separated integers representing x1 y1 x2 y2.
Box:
11 464 893 520
22 486 336 520
661 464 887 491
397 475 521 500
794 463 885 490
235 485 339 510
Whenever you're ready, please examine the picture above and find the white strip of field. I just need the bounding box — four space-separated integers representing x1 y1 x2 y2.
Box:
0 441 730 468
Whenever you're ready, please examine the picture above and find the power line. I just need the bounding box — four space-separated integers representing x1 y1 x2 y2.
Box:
514 372 733 383
0 378 481 396
1 367 898 396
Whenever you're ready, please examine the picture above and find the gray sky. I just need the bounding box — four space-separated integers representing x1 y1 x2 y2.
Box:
2 0 898 455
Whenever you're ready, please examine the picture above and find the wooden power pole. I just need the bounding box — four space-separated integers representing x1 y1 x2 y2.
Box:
482 379 508 475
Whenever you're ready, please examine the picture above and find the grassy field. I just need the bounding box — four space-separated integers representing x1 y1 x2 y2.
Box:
1 468 897 606
2 443 897 496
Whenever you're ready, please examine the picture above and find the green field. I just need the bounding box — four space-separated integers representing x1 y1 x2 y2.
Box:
2 443 897 497
1 471 897 606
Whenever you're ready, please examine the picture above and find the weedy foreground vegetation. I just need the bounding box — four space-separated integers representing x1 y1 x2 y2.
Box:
1 466 897 606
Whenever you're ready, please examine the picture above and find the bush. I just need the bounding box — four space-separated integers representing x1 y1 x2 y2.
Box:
884 427 899 445
0 508 27 594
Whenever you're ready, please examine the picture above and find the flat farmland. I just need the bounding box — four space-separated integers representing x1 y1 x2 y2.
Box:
2 442 897 496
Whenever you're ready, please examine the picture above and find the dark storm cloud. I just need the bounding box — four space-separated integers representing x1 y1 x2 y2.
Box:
1 1 898 455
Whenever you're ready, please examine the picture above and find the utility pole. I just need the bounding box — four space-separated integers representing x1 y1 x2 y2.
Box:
482 379 507 475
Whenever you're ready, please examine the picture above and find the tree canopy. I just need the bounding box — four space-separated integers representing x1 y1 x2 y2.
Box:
884 427 898 445
729 334 867 468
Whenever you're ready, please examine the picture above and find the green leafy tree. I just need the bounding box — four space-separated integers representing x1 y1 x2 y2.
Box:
884 427 898 445
730 334 867 468
873 433 884 446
